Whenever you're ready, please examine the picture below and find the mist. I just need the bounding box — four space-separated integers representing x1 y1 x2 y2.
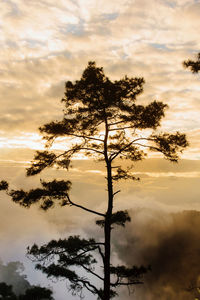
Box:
112 209 200 299
1 155 200 299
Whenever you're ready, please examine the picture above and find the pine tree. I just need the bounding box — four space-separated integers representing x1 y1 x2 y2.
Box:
0 62 188 299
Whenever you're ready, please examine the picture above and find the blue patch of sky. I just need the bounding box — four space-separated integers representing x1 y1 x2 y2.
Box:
24 39 46 48
165 0 197 7
69 0 79 7
101 12 119 21
109 45 129 60
61 19 86 37
49 50 72 59
122 53 129 60
3 0 21 17
164 1 177 8
150 43 171 51
6 40 18 49
182 88 193 93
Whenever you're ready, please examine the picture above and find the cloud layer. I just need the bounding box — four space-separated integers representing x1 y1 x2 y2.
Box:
0 0 200 159
1 153 200 299
1 1 200 299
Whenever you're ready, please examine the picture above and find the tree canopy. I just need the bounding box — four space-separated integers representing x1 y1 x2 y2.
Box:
183 52 200 73
0 61 188 299
0 282 54 300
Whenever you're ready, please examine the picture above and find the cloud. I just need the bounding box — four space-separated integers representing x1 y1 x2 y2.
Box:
0 260 31 295
112 209 200 299
0 1 200 297
0 0 199 155
0 148 200 298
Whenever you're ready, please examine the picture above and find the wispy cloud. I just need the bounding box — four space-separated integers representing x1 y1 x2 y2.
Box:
0 0 199 159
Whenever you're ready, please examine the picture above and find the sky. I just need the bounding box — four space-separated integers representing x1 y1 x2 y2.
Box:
0 0 200 299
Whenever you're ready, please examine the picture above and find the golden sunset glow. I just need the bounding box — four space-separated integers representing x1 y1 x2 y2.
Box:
0 1 200 299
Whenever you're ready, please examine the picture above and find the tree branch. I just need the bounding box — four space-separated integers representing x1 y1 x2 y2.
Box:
109 126 135 131
133 142 161 151
111 280 143 287
66 194 105 217
72 247 98 260
97 245 105 264
113 190 121 197
67 133 104 142
108 120 126 126
82 265 104 281
77 278 102 298
79 147 104 155
71 243 104 260
110 137 154 161
110 140 135 161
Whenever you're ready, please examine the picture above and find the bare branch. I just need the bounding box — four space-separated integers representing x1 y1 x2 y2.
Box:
109 137 154 161
79 147 104 155
82 265 104 281
78 278 102 298
67 133 104 142
110 140 135 161
108 120 126 126
133 142 161 152
72 247 99 260
109 126 135 131
113 190 121 197
97 245 105 264
72 243 105 261
66 194 105 217
111 281 143 287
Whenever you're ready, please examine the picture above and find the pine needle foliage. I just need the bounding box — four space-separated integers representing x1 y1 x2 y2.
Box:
183 52 200 73
0 62 188 299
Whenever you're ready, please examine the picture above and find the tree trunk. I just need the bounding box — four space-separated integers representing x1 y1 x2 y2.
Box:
103 113 113 300
104 160 113 300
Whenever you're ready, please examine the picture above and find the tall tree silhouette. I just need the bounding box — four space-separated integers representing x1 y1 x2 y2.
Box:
0 62 188 299
183 52 200 73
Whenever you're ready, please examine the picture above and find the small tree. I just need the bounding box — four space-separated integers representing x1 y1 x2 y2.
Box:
183 52 200 73
18 286 54 300
0 282 17 300
0 282 54 300
0 62 188 299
